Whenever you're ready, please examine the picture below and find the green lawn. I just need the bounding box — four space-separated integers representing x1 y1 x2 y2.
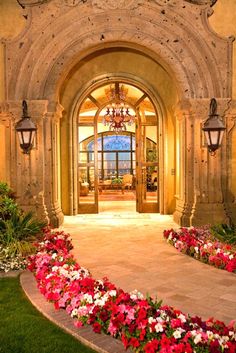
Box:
0 276 96 353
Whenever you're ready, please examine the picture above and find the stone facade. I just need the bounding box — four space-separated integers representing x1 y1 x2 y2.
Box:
0 0 236 226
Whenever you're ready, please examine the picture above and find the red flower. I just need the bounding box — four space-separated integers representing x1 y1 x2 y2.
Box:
121 333 129 349
93 322 102 333
137 307 147 321
144 339 159 353
210 339 221 353
129 337 140 348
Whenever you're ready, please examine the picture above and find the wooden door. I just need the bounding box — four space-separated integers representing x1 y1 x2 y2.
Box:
77 123 98 213
136 113 159 213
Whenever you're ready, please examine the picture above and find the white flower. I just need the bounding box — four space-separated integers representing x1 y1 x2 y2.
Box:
130 289 144 300
173 330 182 339
193 333 202 344
178 313 186 323
207 330 214 340
108 290 117 297
51 253 57 259
94 297 107 307
83 293 93 304
148 317 156 324
229 254 234 260
155 323 163 333
71 308 78 317
194 247 199 253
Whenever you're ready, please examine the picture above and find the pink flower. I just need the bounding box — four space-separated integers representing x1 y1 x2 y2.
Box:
107 322 118 336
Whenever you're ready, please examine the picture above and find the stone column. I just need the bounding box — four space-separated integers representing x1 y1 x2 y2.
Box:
223 100 236 225
8 100 49 222
8 100 64 227
190 99 232 226
0 102 12 184
173 100 195 226
174 98 234 227
42 101 64 227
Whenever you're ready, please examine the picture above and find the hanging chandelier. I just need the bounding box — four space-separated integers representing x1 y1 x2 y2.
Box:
103 83 135 133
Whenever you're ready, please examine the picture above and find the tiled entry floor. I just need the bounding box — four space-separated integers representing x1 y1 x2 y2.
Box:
63 201 236 324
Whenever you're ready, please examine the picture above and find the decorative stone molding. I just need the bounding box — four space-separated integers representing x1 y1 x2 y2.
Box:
91 0 143 10
184 0 217 5
18 0 49 6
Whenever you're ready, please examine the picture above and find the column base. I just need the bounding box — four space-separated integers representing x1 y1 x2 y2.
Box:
46 201 64 228
190 202 231 227
173 200 192 226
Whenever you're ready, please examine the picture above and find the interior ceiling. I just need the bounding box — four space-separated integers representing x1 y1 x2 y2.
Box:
79 82 155 117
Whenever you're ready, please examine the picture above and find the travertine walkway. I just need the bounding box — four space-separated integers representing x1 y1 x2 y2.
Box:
20 201 236 353
63 201 236 324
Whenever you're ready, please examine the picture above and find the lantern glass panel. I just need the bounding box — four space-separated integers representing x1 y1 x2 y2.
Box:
204 131 211 146
18 132 23 145
209 130 219 145
219 130 224 146
22 131 31 144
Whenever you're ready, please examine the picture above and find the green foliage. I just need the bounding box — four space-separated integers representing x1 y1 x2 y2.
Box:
0 210 46 256
112 177 123 184
0 182 19 220
0 182 46 260
0 277 96 353
211 223 236 245
0 181 13 196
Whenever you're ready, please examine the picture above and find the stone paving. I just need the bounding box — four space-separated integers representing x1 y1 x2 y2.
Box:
63 201 236 324
20 201 236 353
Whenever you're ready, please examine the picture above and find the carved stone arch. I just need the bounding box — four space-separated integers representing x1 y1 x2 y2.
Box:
4 0 236 227
6 0 233 102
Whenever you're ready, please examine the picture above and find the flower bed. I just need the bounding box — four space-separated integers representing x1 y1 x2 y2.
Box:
163 227 236 274
28 228 236 353
0 245 28 272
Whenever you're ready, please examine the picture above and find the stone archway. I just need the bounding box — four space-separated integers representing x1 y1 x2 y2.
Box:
59 46 177 216
2 0 236 226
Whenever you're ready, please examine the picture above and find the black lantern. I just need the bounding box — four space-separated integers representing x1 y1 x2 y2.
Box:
16 100 37 154
202 98 226 155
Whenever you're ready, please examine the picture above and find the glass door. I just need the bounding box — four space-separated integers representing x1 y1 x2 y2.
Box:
77 125 98 213
136 115 159 213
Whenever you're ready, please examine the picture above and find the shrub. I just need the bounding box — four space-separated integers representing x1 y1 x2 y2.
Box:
0 182 47 270
0 182 19 220
211 223 236 245
0 210 46 257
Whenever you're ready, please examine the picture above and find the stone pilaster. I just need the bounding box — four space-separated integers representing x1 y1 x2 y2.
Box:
223 100 236 225
7 100 64 227
174 98 234 227
173 100 195 226
42 101 64 227
7 100 49 222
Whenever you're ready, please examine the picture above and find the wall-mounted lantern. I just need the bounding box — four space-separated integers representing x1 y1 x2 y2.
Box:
202 98 226 155
15 100 37 154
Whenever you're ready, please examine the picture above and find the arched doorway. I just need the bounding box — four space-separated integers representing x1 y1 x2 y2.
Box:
76 81 160 214
60 47 176 217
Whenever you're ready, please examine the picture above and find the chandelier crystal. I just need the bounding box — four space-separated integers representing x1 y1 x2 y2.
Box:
103 83 135 133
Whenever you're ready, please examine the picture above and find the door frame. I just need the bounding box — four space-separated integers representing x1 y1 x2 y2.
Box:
136 108 159 213
68 74 166 215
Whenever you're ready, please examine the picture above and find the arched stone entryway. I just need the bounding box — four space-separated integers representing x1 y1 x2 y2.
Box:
1 0 236 226
59 46 177 216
